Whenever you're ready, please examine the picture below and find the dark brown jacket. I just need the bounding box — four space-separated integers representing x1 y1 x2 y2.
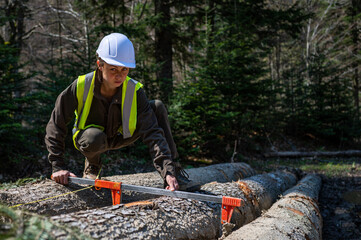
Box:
45 70 175 180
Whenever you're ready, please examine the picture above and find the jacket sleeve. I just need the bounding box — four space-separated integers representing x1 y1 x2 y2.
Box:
136 89 176 180
45 80 78 173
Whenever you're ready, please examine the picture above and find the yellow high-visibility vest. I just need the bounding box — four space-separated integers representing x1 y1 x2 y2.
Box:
72 71 143 150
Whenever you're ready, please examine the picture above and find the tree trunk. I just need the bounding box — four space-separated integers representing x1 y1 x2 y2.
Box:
4 0 27 119
225 174 322 240
45 169 298 239
264 150 361 158
351 0 361 119
0 163 255 216
154 0 173 104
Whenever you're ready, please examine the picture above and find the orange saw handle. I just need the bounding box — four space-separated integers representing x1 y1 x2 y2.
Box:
95 179 122 205
221 196 243 224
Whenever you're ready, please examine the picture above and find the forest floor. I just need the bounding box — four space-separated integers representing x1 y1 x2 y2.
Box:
1 153 361 239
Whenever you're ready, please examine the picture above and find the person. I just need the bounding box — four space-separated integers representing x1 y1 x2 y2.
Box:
45 33 200 192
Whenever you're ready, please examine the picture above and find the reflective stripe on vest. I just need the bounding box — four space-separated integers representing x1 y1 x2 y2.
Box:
72 71 143 150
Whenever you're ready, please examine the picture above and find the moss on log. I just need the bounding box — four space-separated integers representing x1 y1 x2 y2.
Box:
225 174 322 240
0 163 255 216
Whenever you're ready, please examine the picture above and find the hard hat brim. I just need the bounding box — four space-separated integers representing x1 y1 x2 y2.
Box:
101 56 136 69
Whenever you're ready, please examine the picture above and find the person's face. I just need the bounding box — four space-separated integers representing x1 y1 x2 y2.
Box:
98 61 129 89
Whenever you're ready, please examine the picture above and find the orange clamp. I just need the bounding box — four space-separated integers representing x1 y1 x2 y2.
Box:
221 196 243 224
95 179 122 205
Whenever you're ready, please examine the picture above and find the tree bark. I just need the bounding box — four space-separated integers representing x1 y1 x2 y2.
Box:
264 150 361 158
0 163 255 216
106 162 256 203
225 174 322 240
351 0 361 119
201 168 299 236
45 169 298 239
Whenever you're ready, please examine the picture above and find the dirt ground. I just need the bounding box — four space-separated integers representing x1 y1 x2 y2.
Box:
319 174 361 240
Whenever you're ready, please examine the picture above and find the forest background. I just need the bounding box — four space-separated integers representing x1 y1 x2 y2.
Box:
1 0 361 181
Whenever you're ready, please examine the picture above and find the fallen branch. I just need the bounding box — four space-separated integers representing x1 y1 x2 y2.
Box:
264 150 361 158
225 174 322 240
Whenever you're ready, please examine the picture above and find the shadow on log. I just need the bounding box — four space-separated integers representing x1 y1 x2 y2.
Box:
225 174 322 240
48 169 298 239
0 163 255 216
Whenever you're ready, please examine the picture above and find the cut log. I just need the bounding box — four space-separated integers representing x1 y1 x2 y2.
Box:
108 162 256 186
0 162 255 216
225 174 322 240
50 196 221 239
47 169 298 239
264 150 361 158
201 169 299 232
107 162 256 202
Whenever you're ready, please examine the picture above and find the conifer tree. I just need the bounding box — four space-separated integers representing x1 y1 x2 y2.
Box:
0 0 36 172
170 0 307 159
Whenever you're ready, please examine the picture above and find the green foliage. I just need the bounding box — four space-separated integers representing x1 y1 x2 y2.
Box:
249 157 360 178
281 52 358 141
170 0 307 160
0 177 43 190
73 0 160 99
0 204 92 240
278 0 361 146
0 42 38 171
1 0 361 178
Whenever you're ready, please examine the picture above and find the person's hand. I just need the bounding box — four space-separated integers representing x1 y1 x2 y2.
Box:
51 170 76 185
165 175 179 191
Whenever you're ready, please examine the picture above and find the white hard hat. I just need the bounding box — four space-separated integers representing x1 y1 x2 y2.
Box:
96 33 136 68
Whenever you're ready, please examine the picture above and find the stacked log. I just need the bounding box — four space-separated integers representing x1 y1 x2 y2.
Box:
0 162 255 216
201 169 299 233
108 162 256 202
1 164 321 240
50 196 220 239
107 162 256 187
225 174 322 240
48 169 298 239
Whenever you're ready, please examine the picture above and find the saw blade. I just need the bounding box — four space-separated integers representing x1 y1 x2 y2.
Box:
68 177 223 203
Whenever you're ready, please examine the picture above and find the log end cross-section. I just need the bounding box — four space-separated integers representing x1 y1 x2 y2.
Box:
226 174 322 240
